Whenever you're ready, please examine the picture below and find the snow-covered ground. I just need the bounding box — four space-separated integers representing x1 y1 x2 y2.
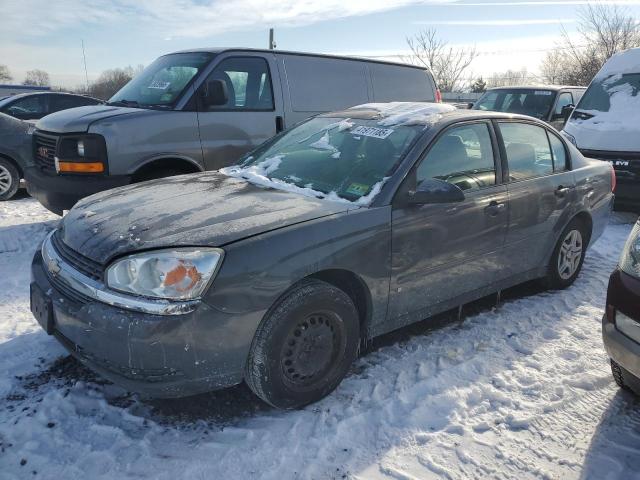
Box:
1 196 639 480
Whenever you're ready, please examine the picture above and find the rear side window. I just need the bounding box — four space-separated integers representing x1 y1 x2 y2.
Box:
499 122 553 181
2 95 47 119
50 95 99 113
370 64 434 102
205 57 274 111
548 132 568 172
283 55 368 112
417 122 496 191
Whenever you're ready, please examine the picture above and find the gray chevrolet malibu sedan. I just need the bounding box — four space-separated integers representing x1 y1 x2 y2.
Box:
31 102 614 409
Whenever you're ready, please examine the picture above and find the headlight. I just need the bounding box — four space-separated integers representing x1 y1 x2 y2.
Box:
620 222 640 279
106 248 223 300
56 134 107 174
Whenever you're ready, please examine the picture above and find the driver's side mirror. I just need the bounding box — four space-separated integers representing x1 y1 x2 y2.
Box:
561 104 574 122
201 79 229 107
408 178 466 204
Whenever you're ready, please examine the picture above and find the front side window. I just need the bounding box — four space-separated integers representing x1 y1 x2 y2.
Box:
50 95 99 113
474 89 555 119
204 57 273 111
499 122 553 181
417 123 496 191
109 52 213 108
554 92 573 116
2 95 47 119
221 116 421 203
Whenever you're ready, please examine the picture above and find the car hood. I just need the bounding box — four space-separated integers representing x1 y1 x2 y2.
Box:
60 172 355 265
36 105 140 133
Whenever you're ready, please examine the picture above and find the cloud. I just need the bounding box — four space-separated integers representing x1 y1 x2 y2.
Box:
415 19 576 25
451 0 640 5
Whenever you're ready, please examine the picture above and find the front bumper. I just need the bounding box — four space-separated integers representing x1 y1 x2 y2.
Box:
25 166 130 215
603 269 640 380
31 249 248 398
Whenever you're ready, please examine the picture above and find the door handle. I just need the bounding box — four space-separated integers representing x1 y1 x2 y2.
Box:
275 116 284 133
485 200 505 217
555 185 571 198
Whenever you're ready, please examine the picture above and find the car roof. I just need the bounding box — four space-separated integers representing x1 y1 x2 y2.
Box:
2 91 100 101
166 47 429 70
485 85 586 91
321 101 543 125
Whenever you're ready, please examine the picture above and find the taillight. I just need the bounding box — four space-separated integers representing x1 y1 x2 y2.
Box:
611 165 617 193
435 88 442 103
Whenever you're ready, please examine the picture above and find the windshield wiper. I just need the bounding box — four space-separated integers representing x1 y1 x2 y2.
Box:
571 109 594 120
107 99 141 108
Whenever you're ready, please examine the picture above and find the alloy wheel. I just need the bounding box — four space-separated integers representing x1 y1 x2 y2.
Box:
557 229 583 280
0 165 12 195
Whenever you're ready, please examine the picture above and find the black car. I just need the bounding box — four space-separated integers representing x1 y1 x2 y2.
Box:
31 102 613 409
0 93 102 200
603 219 640 396
0 92 102 122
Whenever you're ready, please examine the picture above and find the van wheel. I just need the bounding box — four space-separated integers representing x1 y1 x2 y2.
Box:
245 279 360 409
611 359 640 396
541 218 588 290
136 169 184 182
0 158 20 201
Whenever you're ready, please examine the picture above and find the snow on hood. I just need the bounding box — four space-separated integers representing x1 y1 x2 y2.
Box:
349 102 455 127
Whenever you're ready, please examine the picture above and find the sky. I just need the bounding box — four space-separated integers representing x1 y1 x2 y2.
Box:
2 0 640 88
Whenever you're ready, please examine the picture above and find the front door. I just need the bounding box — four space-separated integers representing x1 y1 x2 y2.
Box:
388 121 509 325
196 54 284 170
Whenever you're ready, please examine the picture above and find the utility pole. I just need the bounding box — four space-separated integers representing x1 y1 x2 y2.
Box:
269 28 276 50
81 39 89 92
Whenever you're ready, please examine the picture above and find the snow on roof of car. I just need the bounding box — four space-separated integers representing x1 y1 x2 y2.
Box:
343 102 456 127
596 47 640 78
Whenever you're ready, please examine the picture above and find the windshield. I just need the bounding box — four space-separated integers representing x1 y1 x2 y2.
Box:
109 52 213 108
221 116 422 204
474 89 555 119
573 73 640 118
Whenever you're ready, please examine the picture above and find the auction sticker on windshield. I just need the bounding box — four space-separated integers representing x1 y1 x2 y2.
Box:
534 91 553 95
149 81 171 90
345 183 370 196
351 126 394 139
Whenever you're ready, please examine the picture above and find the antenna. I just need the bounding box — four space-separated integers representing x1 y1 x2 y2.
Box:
269 28 276 50
82 39 89 92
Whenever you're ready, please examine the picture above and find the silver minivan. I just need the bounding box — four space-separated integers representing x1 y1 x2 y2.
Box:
26 48 439 214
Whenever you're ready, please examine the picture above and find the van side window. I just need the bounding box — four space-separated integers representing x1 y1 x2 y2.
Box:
548 131 568 172
417 123 496 191
205 57 274 111
499 122 553 181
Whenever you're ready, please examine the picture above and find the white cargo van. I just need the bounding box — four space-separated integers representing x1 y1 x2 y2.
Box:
26 48 439 214
562 48 640 209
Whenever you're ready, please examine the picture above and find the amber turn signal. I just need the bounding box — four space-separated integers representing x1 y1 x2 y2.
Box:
57 161 104 173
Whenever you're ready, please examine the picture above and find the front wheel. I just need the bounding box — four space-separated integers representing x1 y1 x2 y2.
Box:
0 158 20 201
245 279 360 409
541 219 588 289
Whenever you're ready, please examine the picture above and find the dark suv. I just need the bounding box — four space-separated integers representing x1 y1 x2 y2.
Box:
0 92 102 122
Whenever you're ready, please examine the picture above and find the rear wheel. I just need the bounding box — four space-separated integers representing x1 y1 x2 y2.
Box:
611 359 640 396
0 158 20 201
541 218 588 289
245 279 360 409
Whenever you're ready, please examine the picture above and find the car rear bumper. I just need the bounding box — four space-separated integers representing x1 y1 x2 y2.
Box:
31 249 248 398
25 166 131 215
603 269 640 379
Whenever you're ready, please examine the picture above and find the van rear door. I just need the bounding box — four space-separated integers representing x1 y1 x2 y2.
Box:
194 52 284 171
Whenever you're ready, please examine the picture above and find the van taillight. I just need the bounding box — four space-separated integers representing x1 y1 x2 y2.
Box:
611 165 617 193
435 88 442 103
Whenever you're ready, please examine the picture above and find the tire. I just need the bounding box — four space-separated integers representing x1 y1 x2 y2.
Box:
245 279 360 409
541 218 589 290
0 158 20 201
611 359 640 396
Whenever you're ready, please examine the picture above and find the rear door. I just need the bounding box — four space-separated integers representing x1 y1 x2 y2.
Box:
497 121 576 275
195 53 284 170
388 120 508 326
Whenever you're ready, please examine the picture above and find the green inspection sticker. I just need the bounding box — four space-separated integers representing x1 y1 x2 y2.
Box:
346 183 370 196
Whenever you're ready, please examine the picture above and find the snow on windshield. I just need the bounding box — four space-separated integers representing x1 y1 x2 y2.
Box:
572 48 640 132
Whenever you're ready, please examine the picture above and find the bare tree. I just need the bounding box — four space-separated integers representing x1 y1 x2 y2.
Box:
540 4 640 85
0 65 12 83
487 68 534 88
88 65 143 100
23 69 50 86
405 28 478 92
